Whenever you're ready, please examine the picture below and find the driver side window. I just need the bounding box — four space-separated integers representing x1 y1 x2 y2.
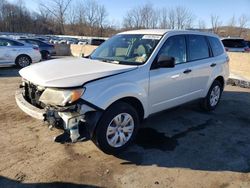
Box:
158 35 187 64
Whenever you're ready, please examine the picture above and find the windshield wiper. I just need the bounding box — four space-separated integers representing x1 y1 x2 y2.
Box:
101 59 120 64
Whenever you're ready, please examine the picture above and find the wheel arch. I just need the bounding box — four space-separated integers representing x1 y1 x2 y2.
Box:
214 76 225 90
85 96 145 139
113 96 145 122
15 54 32 64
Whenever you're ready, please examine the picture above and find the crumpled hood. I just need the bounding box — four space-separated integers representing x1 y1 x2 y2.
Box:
19 57 137 87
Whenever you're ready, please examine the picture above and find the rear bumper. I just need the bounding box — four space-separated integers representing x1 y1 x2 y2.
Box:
32 56 42 63
15 89 45 120
50 50 56 56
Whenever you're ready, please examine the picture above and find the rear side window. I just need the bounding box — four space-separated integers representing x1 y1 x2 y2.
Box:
187 35 209 61
208 36 224 57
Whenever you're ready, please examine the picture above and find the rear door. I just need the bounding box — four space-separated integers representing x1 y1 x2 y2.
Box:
186 35 216 99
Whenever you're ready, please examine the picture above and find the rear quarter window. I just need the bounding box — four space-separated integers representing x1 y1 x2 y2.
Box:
208 36 224 57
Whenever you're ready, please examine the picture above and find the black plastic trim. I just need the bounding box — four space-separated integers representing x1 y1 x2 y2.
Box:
78 99 104 111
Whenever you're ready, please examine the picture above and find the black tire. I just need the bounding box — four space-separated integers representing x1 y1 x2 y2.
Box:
15 55 31 68
41 51 50 60
93 101 139 154
200 80 222 111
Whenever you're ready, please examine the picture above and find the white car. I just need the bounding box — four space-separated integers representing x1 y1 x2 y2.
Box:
0 37 41 67
16 30 229 154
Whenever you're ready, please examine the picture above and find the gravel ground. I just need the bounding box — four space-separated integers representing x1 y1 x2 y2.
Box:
0 66 250 188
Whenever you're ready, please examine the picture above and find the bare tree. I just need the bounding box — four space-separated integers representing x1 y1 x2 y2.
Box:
238 14 249 37
175 6 194 29
40 0 73 34
0 0 113 36
154 6 194 29
168 8 176 29
123 4 158 29
96 4 108 36
140 4 158 28
227 15 236 36
84 0 98 30
159 8 168 29
198 20 206 30
211 14 222 34
123 7 143 29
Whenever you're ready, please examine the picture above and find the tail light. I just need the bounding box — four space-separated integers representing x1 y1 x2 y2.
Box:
33 46 39 51
244 47 250 52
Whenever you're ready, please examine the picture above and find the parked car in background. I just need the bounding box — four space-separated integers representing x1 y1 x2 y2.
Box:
0 37 41 67
16 30 229 154
78 39 87 45
34 37 51 43
65 38 79 45
18 38 56 59
87 38 106 46
49 37 61 44
221 38 250 52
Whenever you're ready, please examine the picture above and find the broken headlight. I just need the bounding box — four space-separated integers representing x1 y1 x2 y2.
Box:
39 88 85 106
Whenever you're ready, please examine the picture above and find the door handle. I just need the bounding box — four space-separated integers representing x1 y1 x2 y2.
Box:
183 69 192 74
210 63 216 67
171 74 180 79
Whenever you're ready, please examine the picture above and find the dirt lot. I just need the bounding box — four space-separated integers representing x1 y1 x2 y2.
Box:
1 66 250 188
228 52 250 81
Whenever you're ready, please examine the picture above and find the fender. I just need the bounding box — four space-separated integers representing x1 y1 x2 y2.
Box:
83 81 149 118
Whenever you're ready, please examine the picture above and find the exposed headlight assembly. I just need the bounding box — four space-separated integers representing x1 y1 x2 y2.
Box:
39 88 85 106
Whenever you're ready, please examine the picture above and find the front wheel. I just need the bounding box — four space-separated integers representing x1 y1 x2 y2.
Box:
201 80 222 111
93 101 139 154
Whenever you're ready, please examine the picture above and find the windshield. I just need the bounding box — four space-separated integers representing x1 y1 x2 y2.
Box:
90 34 161 65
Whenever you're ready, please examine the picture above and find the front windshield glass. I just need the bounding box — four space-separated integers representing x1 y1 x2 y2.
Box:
90 34 161 65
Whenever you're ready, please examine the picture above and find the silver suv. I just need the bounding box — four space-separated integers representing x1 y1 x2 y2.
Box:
16 30 229 154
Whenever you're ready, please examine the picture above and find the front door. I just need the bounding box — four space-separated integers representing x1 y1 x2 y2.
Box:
149 35 193 114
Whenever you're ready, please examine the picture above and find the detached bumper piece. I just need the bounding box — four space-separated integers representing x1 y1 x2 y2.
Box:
15 89 45 120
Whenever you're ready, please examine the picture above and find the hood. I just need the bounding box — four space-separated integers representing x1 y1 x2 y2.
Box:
19 57 137 87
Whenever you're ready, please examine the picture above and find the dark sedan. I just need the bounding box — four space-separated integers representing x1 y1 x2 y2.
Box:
19 38 56 59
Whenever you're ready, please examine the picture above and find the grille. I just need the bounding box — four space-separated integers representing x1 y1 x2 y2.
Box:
24 82 44 108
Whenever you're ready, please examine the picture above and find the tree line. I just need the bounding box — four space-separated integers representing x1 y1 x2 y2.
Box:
0 0 249 38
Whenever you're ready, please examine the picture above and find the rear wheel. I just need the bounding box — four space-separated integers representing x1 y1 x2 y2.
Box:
201 80 222 111
93 101 139 154
41 51 50 60
15 55 31 68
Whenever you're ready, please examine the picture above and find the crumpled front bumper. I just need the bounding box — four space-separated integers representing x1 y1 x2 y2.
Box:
15 89 45 120
15 88 103 141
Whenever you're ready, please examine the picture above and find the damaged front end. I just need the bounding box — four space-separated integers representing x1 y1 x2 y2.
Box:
16 80 103 143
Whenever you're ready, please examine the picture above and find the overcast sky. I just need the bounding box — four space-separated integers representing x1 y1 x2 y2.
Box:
8 0 250 28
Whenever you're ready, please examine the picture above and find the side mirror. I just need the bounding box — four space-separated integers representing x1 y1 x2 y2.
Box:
157 55 175 68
